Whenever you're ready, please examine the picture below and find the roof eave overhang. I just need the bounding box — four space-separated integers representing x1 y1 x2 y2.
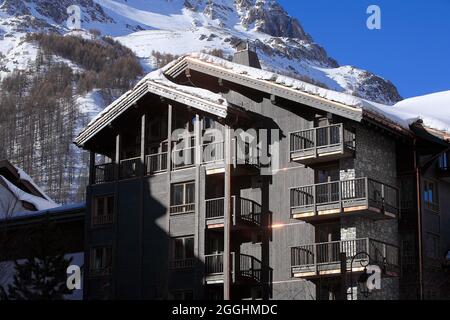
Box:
74 81 229 148
166 57 364 123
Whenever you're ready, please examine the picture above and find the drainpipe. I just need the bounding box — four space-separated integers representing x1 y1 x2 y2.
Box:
413 138 424 300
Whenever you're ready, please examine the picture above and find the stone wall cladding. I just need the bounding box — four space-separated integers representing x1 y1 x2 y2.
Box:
339 123 399 299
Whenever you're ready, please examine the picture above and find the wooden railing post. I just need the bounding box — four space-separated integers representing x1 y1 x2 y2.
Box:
89 151 95 185
313 243 318 275
313 184 317 216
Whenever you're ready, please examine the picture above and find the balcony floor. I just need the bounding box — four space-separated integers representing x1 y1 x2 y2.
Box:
291 201 397 223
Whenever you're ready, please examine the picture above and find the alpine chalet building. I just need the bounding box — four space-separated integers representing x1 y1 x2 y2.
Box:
74 47 450 300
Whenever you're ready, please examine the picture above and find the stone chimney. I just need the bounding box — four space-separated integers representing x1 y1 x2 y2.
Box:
232 40 262 69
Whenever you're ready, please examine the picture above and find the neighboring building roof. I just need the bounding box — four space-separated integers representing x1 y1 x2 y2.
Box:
75 53 450 147
0 160 58 216
0 159 52 201
0 202 85 225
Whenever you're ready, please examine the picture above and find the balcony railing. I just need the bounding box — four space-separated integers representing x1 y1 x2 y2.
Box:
145 152 168 174
170 203 195 215
204 253 262 284
169 258 195 270
291 238 399 278
172 146 195 170
120 157 141 179
89 267 112 278
239 254 262 282
290 177 399 220
205 196 262 227
205 253 224 274
290 124 355 164
202 142 225 164
94 163 116 184
92 214 114 226
91 139 261 184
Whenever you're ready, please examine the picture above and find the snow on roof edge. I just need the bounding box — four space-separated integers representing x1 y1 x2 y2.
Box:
184 53 450 136
0 175 59 212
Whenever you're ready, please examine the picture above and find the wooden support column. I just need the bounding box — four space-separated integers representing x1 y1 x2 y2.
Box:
164 104 173 299
113 132 121 297
89 151 95 185
141 113 146 175
340 252 347 300
115 133 121 180
139 113 146 298
224 126 232 300
194 114 202 299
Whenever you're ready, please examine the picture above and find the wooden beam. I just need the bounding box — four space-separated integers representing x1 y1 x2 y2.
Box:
223 126 232 300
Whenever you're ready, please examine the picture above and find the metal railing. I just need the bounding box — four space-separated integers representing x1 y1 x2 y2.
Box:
92 214 114 226
172 146 196 170
205 253 262 283
233 139 259 167
205 196 262 227
236 197 262 226
205 253 224 274
120 157 141 179
169 258 195 270
291 238 399 274
290 123 355 154
94 163 116 184
206 197 225 219
145 152 168 174
290 177 399 217
202 142 225 164
89 267 112 278
240 254 262 282
170 203 195 215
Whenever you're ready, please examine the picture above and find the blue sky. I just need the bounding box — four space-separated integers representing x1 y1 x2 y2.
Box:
277 0 450 99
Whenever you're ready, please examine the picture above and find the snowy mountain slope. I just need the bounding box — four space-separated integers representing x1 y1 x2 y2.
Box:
0 0 402 104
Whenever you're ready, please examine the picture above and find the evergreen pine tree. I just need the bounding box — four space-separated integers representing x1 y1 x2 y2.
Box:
0 219 73 300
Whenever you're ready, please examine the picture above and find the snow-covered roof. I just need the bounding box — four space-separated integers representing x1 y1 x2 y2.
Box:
12 164 54 202
174 53 450 136
4 202 85 222
76 52 450 147
75 64 231 147
0 175 58 213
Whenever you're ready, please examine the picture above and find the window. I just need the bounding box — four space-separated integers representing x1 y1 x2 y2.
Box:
93 195 114 226
439 152 449 170
170 182 195 214
170 236 195 269
90 246 112 277
423 180 439 212
426 233 440 259
170 290 194 300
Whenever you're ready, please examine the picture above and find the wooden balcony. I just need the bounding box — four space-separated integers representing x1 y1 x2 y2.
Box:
291 238 399 279
205 196 262 234
204 253 262 285
169 258 195 270
290 124 355 166
92 152 169 184
290 178 399 222
92 214 114 227
202 140 260 176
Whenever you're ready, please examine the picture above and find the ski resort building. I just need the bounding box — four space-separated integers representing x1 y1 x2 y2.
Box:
74 47 450 300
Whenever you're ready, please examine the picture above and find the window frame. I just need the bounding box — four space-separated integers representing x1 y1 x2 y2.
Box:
169 236 195 270
89 245 113 278
92 194 115 227
170 181 195 215
423 179 439 213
